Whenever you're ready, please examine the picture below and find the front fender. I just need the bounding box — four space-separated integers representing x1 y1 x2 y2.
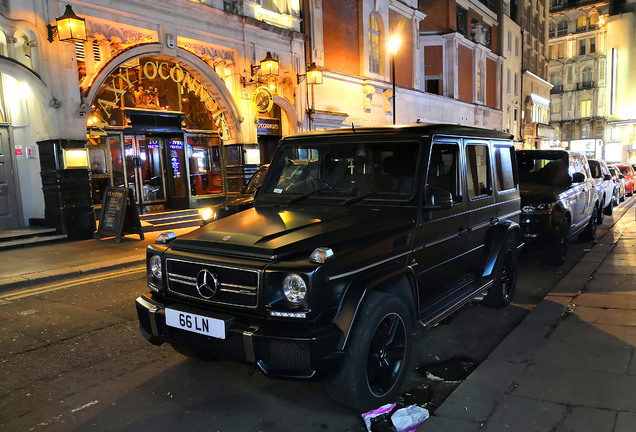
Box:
332 264 417 350
482 221 520 278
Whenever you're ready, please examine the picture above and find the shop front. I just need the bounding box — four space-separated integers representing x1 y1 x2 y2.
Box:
85 55 240 214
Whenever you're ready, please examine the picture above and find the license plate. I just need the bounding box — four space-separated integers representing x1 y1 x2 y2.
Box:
165 309 226 339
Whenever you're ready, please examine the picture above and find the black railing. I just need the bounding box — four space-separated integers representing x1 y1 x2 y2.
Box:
550 85 563 94
577 81 595 90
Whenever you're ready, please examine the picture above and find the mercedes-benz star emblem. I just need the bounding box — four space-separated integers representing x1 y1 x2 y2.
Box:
196 269 219 299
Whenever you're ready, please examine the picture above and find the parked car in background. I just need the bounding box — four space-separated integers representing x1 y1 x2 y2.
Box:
137 124 523 411
517 150 598 265
588 158 615 220
201 164 269 225
608 165 626 204
616 164 635 197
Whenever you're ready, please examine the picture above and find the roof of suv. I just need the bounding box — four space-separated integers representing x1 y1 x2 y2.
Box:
281 124 514 142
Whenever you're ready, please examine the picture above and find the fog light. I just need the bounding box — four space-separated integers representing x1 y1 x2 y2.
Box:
282 274 307 304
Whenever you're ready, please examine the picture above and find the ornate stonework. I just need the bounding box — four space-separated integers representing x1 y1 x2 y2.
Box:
87 21 157 46
177 39 235 67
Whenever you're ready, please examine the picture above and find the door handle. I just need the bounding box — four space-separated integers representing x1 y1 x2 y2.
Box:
490 217 499 226
458 228 468 236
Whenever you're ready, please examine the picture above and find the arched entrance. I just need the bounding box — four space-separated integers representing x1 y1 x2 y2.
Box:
83 48 244 213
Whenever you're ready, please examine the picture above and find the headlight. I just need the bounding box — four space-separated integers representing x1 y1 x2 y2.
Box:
201 207 217 225
522 203 551 213
282 274 307 304
149 255 162 278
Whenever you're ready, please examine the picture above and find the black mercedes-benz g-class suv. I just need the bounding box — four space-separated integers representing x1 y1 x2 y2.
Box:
136 124 522 410
516 150 598 265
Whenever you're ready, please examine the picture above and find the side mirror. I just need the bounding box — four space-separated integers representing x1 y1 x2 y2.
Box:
604 174 612 181
572 172 586 183
253 186 261 199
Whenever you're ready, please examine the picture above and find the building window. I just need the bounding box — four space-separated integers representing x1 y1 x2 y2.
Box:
557 19 568 36
515 37 519 56
581 123 591 138
514 73 518 96
589 37 596 54
577 15 587 31
589 12 599 29
579 39 586 56
549 22 557 38
507 69 511 94
580 100 592 117
558 43 565 59
508 31 512 52
368 14 381 74
477 62 483 102
581 66 593 84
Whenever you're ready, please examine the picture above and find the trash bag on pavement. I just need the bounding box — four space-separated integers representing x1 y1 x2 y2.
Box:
362 403 429 432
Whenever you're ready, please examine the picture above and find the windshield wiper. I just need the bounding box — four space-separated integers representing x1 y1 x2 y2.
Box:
286 189 329 205
339 191 377 206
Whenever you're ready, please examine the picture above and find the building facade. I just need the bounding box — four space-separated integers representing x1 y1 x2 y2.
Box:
548 1 609 158
0 0 310 234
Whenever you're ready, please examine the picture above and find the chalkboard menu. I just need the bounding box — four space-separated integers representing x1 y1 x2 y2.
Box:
97 187 144 241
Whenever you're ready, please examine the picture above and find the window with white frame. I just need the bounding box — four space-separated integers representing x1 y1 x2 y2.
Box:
507 68 511 93
368 14 381 74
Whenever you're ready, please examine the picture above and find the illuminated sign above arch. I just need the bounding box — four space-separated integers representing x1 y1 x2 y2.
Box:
87 58 231 140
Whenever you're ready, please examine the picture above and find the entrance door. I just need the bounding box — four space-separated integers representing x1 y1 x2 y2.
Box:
0 127 20 228
123 135 166 210
163 136 189 209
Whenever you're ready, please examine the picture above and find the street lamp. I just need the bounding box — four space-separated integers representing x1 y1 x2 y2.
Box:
387 36 401 125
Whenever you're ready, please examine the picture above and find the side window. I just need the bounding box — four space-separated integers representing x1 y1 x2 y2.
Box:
428 142 462 204
494 145 516 192
466 144 492 199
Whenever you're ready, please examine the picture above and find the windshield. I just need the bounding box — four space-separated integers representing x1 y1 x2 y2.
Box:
263 140 420 202
517 152 570 186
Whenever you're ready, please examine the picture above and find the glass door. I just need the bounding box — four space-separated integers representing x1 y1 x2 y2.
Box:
123 135 166 207
163 136 189 209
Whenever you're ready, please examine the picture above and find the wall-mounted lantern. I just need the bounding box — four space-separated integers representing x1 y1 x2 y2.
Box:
298 62 323 85
47 4 87 43
251 52 279 78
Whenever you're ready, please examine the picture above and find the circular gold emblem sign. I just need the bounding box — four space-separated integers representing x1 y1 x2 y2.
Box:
252 86 274 113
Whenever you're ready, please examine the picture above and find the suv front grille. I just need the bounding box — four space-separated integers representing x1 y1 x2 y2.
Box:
166 258 259 308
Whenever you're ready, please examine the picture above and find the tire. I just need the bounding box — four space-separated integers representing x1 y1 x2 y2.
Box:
596 202 605 224
484 238 518 308
548 220 569 266
620 191 625 202
604 196 614 215
579 205 597 243
326 292 411 411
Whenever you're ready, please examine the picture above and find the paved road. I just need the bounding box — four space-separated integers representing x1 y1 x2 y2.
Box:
0 201 631 432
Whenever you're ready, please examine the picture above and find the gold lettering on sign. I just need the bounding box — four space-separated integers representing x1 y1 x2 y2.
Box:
88 60 232 141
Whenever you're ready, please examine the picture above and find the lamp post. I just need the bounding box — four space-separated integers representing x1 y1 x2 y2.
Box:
387 37 401 125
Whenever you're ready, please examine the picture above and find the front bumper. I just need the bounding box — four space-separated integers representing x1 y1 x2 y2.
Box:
519 213 557 244
135 293 344 379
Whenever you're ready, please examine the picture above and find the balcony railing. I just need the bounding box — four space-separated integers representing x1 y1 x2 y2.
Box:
577 81 595 90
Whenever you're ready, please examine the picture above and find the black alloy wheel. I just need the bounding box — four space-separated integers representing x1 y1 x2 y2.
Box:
326 291 411 411
580 205 598 242
367 312 408 397
484 238 517 307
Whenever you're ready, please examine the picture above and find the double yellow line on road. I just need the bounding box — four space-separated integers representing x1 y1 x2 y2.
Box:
1 265 145 302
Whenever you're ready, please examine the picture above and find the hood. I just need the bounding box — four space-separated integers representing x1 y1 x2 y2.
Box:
222 196 254 208
169 206 414 260
519 182 567 205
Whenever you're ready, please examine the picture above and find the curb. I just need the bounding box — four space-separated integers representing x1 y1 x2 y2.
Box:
0 256 146 294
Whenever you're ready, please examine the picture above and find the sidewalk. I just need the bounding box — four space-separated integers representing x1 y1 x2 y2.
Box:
0 227 197 293
419 202 636 432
